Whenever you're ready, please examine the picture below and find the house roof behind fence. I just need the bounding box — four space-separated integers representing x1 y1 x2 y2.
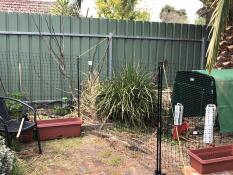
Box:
0 0 55 14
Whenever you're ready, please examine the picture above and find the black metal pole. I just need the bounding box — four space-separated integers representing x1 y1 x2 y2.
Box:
155 62 166 175
155 66 160 174
77 56 81 118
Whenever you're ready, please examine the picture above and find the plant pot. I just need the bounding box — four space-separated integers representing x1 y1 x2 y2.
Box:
19 129 34 143
188 145 233 174
37 118 82 141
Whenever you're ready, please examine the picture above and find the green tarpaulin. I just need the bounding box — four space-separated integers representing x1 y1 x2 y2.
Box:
196 69 233 133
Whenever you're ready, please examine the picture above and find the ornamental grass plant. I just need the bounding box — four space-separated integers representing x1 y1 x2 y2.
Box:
80 71 101 121
97 64 157 128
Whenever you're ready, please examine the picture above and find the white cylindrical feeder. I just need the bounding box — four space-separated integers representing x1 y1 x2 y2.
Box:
174 103 183 126
203 104 216 144
88 61 93 66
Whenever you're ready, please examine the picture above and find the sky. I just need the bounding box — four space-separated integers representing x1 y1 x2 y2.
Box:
80 0 204 23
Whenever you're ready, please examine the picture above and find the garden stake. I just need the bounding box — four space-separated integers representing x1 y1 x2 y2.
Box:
77 56 81 118
16 117 25 138
154 62 166 175
88 60 93 81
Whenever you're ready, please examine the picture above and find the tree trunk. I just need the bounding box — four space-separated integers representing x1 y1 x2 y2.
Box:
214 26 233 69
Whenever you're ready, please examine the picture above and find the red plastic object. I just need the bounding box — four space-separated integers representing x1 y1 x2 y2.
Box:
37 118 82 141
172 121 189 140
188 145 233 174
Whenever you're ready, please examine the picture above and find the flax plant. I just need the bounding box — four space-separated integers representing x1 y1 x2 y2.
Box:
97 64 157 128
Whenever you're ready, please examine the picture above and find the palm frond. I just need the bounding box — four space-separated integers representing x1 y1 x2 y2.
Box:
68 0 83 8
50 0 82 16
206 0 230 73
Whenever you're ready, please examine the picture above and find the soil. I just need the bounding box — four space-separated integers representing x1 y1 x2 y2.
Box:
18 134 152 175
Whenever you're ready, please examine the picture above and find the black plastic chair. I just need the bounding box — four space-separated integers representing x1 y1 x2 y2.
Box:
0 96 42 154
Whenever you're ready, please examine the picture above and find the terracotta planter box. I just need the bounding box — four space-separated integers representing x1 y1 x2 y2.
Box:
188 145 233 174
20 129 34 143
37 118 82 141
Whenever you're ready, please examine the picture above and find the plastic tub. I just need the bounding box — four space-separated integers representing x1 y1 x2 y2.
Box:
188 145 233 174
37 118 82 141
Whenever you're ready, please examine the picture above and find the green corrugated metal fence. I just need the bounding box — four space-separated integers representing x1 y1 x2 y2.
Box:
0 12 209 100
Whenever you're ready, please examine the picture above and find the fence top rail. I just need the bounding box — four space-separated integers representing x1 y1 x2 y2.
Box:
0 31 207 42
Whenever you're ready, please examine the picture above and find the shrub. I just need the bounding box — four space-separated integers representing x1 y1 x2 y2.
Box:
0 136 15 174
10 158 26 175
81 71 101 119
6 92 27 119
96 64 157 128
53 106 70 116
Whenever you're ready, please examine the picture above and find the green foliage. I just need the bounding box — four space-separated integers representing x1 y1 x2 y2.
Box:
10 159 27 175
9 138 22 152
159 5 188 23
45 137 82 154
135 10 151 21
96 64 157 128
8 92 26 100
195 17 206 25
6 92 26 118
53 106 70 116
100 150 123 167
198 0 233 72
206 0 230 73
96 0 150 21
107 156 122 166
50 0 82 16
0 136 15 174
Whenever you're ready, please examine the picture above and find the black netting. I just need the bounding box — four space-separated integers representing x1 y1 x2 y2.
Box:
172 71 216 117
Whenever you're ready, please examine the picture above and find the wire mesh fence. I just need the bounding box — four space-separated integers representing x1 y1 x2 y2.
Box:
0 51 108 101
1 49 233 174
91 62 233 175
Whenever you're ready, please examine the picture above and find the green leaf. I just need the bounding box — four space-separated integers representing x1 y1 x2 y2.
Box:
96 63 157 128
206 0 230 73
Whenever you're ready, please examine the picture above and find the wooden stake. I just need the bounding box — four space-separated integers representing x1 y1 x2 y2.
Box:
19 63 23 92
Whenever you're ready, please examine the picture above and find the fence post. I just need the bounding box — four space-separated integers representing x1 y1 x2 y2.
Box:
108 33 113 80
155 62 166 175
200 37 206 69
